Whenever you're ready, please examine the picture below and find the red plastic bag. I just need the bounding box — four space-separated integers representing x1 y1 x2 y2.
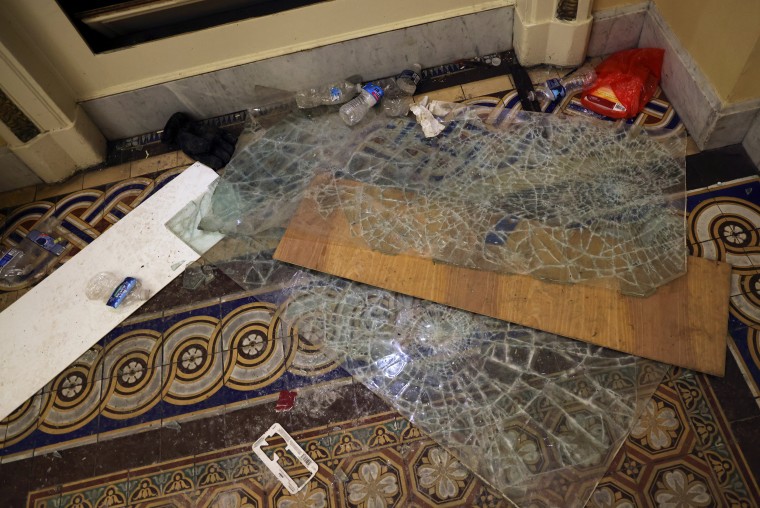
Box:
581 48 664 119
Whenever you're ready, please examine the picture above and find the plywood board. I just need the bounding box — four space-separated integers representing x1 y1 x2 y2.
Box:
0 163 223 420
275 183 731 376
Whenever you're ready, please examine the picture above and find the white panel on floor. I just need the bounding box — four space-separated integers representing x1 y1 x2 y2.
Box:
0 162 223 420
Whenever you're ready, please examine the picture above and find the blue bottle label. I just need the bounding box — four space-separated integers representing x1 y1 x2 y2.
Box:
399 69 421 85
0 248 21 268
363 84 384 102
27 230 66 256
546 78 565 100
107 277 138 308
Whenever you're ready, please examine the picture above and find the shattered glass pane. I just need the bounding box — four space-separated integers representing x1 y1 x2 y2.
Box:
170 105 678 505
200 107 686 296
277 273 668 507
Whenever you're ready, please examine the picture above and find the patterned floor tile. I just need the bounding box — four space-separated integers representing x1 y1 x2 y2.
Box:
25 411 509 508
18 364 760 508
0 392 47 461
676 369 760 505
0 162 190 291
587 367 760 507
0 286 353 462
2 69 760 508
686 176 760 400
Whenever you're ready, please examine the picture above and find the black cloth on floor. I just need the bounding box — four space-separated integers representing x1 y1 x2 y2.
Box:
161 112 238 169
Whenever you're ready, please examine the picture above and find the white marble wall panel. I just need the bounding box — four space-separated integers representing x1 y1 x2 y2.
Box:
587 3 647 58
639 6 719 149
743 112 760 168
708 105 760 150
0 147 41 192
0 163 222 421
82 7 514 140
640 5 759 150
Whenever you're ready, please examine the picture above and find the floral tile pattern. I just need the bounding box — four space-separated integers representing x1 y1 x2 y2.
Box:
589 367 760 507
21 367 759 507
1 78 759 508
0 289 348 461
26 411 512 508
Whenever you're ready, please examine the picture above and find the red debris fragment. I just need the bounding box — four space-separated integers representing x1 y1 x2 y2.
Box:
275 390 297 412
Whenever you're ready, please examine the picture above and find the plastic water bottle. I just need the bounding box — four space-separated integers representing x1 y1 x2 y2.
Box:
376 79 404 117
528 70 597 102
339 83 384 126
382 83 413 117
395 64 422 95
0 245 46 283
382 64 423 117
86 272 150 308
295 76 362 108
0 218 67 288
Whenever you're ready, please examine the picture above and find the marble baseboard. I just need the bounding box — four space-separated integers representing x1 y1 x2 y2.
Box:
640 5 760 151
744 113 760 168
587 2 648 58
82 7 514 140
709 105 760 151
0 147 41 193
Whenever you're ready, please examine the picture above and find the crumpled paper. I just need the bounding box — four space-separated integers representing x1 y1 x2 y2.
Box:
410 97 467 137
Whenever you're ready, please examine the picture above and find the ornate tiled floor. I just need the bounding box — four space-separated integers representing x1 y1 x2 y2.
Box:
1 67 759 507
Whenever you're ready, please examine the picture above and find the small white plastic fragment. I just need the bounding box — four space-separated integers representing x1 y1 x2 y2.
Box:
252 423 318 494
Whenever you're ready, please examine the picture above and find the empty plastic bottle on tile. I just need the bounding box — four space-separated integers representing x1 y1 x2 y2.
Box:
382 64 423 117
528 70 597 102
295 76 362 108
339 83 384 126
395 63 422 95
0 246 35 283
86 272 150 308
0 218 67 287
378 79 408 117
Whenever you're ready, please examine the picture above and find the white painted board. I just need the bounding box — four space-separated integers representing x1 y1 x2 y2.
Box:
0 163 223 420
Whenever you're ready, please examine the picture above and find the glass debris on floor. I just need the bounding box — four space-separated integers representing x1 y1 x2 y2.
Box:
168 100 682 506
275 273 668 507
199 105 686 296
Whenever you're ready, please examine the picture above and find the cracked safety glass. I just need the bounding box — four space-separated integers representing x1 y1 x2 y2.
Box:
171 105 679 505
277 274 668 507
199 106 686 296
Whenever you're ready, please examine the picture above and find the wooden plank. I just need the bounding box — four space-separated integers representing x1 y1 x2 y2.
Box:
274 183 731 376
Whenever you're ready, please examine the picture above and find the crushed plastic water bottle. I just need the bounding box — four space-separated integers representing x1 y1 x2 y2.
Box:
381 64 423 117
0 247 29 279
0 217 67 288
528 70 597 102
295 76 362 109
382 84 412 117
339 83 384 126
86 272 150 308
395 63 422 95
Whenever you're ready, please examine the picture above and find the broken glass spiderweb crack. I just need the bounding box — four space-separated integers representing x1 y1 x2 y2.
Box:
200 106 686 296
181 106 677 505
276 273 668 507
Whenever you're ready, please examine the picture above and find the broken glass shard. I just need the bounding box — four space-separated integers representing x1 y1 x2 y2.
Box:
200 106 686 296
277 273 668 507
169 105 679 505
